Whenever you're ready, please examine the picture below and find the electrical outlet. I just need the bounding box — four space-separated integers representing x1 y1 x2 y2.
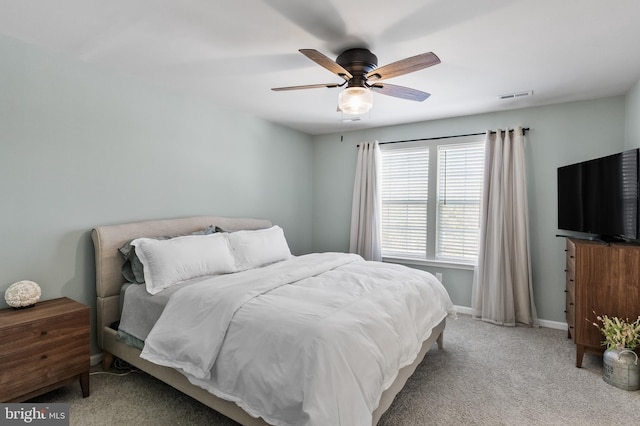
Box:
436 272 443 282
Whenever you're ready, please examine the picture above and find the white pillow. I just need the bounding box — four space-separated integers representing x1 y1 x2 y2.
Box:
132 233 236 295
227 225 292 271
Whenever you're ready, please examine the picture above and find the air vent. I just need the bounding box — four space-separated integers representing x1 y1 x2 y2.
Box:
498 90 533 100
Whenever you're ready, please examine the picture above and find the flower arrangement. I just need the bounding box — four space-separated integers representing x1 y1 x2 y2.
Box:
590 311 640 350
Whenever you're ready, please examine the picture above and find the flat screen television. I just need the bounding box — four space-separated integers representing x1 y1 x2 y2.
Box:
557 148 640 241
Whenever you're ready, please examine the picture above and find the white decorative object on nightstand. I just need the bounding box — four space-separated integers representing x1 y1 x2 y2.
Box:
4 280 41 308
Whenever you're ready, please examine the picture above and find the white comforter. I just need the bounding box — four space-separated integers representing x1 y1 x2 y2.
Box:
140 252 454 426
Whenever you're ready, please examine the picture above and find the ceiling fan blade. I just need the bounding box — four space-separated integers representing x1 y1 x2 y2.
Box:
299 49 353 80
366 52 440 81
370 83 431 102
272 83 342 91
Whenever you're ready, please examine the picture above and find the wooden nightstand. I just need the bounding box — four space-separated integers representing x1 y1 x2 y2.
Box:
0 297 90 402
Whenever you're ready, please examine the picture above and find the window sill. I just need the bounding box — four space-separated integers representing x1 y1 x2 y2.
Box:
382 256 476 271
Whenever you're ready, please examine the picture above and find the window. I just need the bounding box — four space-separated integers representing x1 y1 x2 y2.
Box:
380 135 485 265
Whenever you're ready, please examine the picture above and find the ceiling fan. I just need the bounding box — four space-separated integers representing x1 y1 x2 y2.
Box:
272 48 441 115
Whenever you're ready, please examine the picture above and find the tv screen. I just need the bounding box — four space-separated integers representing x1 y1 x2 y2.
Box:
557 149 639 240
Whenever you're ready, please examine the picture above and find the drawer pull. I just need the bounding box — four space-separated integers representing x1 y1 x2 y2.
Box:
41 330 48 336
41 354 48 360
569 302 574 306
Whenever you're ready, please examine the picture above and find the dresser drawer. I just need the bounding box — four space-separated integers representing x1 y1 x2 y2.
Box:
565 242 575 274
565 294 575 340
566 238 576 259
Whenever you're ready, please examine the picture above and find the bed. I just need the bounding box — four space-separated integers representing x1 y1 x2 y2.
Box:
92 216 453 426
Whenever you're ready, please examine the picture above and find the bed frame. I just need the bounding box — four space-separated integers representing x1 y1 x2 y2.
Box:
92 216 446 425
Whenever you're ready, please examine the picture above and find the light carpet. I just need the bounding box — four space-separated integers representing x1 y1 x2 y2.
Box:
31 314 640 425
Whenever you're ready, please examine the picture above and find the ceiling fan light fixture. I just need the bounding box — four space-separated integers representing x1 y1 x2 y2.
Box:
338 87 373 115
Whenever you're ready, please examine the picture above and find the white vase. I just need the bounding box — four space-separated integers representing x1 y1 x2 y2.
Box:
603 348 640 391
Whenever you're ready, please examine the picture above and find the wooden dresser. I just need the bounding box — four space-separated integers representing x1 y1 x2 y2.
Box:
0 297 90 402
565 238 640 367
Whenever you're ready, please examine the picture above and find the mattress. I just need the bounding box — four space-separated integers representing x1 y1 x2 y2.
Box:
119 276 208 341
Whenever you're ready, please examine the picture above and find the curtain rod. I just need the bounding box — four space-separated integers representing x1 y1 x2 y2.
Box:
366 127 529 146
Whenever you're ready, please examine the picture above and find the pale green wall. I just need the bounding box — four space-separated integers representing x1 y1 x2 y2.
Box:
626 80 640 148
0 35 313 352
311 97 627 323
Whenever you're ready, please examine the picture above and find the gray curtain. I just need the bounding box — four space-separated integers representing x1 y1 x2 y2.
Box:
349 141 382 261
472 127 538 326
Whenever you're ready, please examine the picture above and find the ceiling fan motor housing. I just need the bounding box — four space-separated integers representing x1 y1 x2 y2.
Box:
336 48 378 88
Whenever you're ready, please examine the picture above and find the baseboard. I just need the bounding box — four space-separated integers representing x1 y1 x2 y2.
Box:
537 319 568 330
453 305 568 330
453 305 473 315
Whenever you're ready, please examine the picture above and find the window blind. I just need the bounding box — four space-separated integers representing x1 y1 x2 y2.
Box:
380 147 429 258
436 142 485 261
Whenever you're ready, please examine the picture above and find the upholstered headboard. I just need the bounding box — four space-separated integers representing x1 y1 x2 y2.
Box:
91 216 272 348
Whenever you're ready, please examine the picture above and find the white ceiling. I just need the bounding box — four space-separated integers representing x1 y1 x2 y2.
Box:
1 0 640 135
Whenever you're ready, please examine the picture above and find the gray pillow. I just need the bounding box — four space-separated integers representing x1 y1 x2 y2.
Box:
118 225 217 283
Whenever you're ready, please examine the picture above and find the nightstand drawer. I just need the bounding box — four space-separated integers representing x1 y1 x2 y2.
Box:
0 340 88 399
0 313 88 354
